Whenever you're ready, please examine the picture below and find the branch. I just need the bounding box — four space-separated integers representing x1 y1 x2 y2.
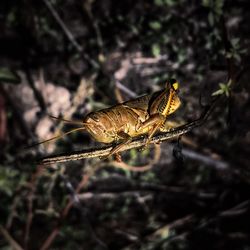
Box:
0 225 23 250
42 0 99 69
40 102 214 165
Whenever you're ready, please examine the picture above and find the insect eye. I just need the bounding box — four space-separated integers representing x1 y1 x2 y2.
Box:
168 78 179 91
172 82 179 91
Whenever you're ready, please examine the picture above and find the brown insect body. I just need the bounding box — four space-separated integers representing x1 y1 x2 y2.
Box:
37 79 181 158
84 96 151 143
82 80 181 156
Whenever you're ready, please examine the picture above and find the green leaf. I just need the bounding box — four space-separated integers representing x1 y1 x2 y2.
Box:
219 83 226 89
154 0 164 6
0 68 21 84
214 0 224 15
212 80 232 97
149 21 162 30
7 11 16 25
208 12 214 26
231 37 240 48
164 0 176 6
233 53 241 62
212 89 223 96
202 0 210 7
152 44 161 57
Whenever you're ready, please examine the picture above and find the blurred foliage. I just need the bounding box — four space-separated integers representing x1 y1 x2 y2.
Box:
0 68 21 84
0 0 250 249
212 79 232 97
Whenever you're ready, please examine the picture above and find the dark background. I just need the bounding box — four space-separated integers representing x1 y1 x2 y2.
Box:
0 0 250 249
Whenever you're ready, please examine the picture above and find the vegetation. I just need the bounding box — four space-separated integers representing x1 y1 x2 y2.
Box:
0 0 249 249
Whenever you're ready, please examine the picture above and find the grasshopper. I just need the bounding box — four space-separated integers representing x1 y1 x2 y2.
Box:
39 79 181 159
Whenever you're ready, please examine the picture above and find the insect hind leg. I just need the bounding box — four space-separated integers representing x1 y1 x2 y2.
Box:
105 131 132 159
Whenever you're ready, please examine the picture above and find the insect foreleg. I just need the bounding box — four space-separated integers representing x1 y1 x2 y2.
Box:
107 131 132 158
136 113 166 147
160 120 180 132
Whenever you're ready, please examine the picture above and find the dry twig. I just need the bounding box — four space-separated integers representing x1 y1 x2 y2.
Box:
24 165 45 249
42 0 99 69
0 225 23 250
39 165 107 250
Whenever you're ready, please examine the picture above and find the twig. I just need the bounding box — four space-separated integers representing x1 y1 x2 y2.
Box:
0 85 33 140
82 1 104 51
42 0 99 69
181 147 228 170
24 68 47 113
0 92 7 142
78 191 153 201
147 214 194 241
110 144 161 172
40 169 107 250
120 214 191 250
0 225 24 250
115 80 137 98
40 103 214 165
43 0 82 52
39 174 88 250
132 55 168 65
219 200 250 217
24 165 45 249
6 185 24 229
220 15 235 81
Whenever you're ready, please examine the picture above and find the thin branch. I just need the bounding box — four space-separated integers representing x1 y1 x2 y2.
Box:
39 171 107 250
220 15 235 81
24 68 47 113
42 0 99 69
82 1 104 51
40 103 214 165
0 225 24 250
0 85 33 140
181 147 228 170
110 144 161 172
24 165 45 249
43 0 82 52
115 80 137 98
39 174 88 250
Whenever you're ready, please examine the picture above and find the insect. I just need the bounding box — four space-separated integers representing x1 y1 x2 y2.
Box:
38 79 181 159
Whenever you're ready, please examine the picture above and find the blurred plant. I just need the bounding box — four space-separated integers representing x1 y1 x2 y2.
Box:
202 0 225 24
224 37 247 63
154 0 185 7
0 167 25 198
0 0 249 249
0 68 21 85
212 79 232 97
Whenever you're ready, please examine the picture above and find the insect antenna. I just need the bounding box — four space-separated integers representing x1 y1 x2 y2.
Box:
27 127 87 148
49 115 84 126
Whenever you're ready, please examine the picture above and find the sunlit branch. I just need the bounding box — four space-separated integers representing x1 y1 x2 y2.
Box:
40 103 214 165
